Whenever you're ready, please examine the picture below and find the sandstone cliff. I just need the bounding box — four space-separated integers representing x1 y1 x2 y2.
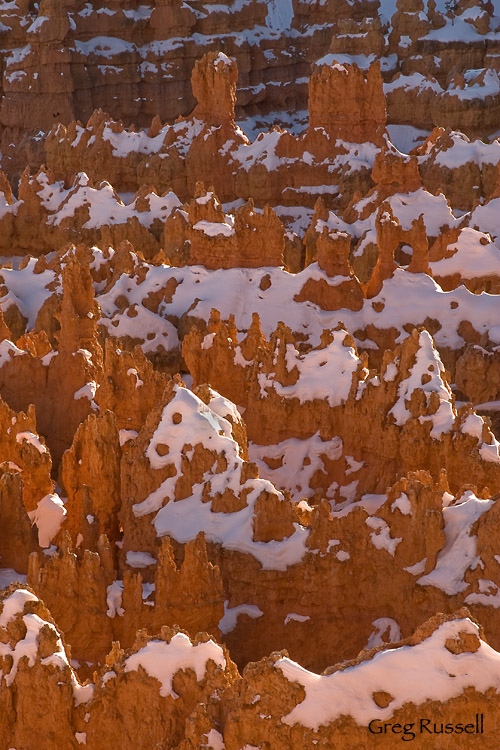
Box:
0 6 498 747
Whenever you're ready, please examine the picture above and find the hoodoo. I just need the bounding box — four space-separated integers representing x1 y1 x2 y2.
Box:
0 1 499 747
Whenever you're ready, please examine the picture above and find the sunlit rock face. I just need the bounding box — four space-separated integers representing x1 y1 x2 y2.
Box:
0 1 500 748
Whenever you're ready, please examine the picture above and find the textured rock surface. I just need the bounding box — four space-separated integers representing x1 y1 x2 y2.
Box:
0 0 499 179
1 585 500 748
0 2 499 747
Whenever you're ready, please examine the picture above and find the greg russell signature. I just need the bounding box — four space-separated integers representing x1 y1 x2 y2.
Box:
368 714 484 741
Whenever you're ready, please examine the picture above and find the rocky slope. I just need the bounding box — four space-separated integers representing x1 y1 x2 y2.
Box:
1 0 500 176
0 1 500 747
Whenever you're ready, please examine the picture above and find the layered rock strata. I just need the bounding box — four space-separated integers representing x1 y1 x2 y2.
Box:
0 9 498 747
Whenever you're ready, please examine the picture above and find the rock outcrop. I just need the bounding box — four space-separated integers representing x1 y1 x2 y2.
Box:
2 585 500 748
0 5 499 747
43 52 384 209
164 184 285 269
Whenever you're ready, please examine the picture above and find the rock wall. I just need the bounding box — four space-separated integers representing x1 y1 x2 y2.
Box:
0 0 499 180
2 585 500 748
0 7 499 748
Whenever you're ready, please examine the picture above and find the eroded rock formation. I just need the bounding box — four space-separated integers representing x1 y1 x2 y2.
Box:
0 7 499 748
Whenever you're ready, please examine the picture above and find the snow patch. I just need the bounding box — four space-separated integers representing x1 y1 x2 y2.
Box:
124 633 225 697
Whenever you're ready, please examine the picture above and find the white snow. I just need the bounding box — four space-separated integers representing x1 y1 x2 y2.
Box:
201 728 225 750
466 579 500 609
378 0 397 22
38 170 181 231
98 284 180 354
470 196 500 240
74 382 98 407
0 612 52 686
119 429 138 446
405 558 427 576
237 110 308 140
284 613 310 625
461 412 485 440
276 618 500 729
391 492 411 515
418 492 493 595
389 330 455 439
387 125 430 154
366 618 401 649
152 482 309 571
0 568 26 589
332 493 387 519
422 8 498 43
203 387 245 428
213 52 232 69
106 581 124 618
123 5 152 21
0 588 93 705
266 0 294 30
0 339 26 367
219 601 264 634
332 140 379 176
316 53 377 71
388 188 457 237
479 440 500 463
124 632 226 697
6 248 500 360
0 588 37 628
26 15 49 33
67 233 469 349
336 550 350 561
0 257 57 329
28 493 66 548
258 330 360 407
15 431 47 454
250 433 343 502
384 72 443 96
126 550 156 567
424 131 500 170
365 517 401 556
134 385 309 570
430 228 500 280
193 219 235 237
233 130 283 172
75 36 135 58
475 401 500 411
345 456 364 476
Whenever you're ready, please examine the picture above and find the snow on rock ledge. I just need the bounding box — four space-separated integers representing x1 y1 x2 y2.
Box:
124 632 226 698
124 383 309 570
389 329 454 438
276 616 499 729
0 585 93 705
